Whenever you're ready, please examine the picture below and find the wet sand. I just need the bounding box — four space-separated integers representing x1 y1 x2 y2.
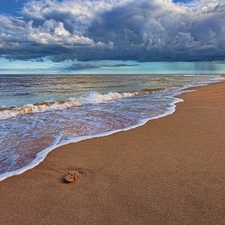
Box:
1 79 225 224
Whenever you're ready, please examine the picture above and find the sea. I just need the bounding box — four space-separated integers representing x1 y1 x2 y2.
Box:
0 74 223 181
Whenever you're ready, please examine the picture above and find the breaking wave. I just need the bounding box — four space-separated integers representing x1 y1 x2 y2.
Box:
0 90 159 120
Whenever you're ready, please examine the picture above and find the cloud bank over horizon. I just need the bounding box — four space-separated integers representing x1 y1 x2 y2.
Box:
0 0 225 63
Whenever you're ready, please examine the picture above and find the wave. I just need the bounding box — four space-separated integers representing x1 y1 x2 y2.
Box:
0 89 160 120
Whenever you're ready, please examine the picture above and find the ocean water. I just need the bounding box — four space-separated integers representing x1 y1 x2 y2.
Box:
0 74 223 181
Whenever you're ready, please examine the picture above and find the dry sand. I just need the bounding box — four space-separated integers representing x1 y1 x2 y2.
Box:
1 79 225 224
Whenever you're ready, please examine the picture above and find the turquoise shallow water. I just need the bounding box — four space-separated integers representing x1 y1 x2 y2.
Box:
0 74 222 181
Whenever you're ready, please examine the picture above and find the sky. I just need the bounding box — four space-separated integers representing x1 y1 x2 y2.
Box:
0 0 225 74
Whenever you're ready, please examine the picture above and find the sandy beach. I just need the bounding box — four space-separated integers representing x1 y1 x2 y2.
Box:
1 79 225 224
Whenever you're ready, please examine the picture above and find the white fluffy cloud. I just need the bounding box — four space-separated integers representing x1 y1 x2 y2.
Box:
0 0 225 62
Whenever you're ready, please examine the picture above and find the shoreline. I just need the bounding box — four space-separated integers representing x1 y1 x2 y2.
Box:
0 84 185 182
1 78 225 224
0 92 183 182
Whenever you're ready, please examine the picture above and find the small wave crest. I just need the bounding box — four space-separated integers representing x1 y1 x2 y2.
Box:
0 91 147 120
0 89 163 120
0 99 81 120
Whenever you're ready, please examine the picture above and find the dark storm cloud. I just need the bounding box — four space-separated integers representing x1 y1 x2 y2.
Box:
0 0 225 62
64 62 139 71
103 63 139 67
64 63 100 70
